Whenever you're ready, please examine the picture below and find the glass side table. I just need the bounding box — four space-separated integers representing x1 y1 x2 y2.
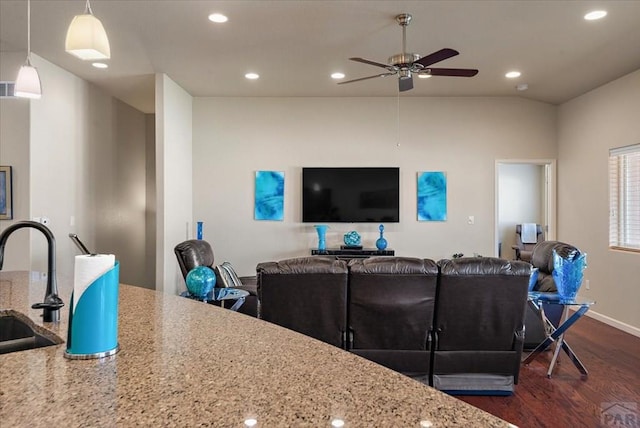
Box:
180 287 249 312
522 292 595 378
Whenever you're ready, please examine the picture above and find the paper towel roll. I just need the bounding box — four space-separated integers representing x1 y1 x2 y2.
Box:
74 254 115 314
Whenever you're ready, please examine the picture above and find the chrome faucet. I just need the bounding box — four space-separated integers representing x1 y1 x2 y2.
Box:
0 221 64 322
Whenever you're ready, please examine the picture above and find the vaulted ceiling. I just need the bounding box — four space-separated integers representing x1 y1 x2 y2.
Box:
2 1 640 113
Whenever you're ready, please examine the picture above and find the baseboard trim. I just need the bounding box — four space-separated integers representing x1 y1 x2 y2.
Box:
586 310 640 338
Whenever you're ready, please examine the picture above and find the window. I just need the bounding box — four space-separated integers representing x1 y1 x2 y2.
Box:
609 144 640 252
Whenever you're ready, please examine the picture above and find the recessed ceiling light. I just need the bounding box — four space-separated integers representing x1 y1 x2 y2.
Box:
331 72 345 79
584 10 607 21
505 71 521 79
92 62 108 69
208 13 228 23
244 419 257 427
417 74 432 79
245 73 259 80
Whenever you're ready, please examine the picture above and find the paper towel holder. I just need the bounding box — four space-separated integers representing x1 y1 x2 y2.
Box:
69 233 93 255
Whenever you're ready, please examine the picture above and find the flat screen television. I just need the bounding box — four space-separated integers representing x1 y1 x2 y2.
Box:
302 167 400 223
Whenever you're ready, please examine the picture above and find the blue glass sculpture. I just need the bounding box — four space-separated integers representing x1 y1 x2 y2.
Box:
552 249 587 300
376 224 388 250
186 266 217 299
343 231 361 247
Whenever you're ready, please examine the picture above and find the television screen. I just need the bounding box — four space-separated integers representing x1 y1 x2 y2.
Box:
302 167 400 223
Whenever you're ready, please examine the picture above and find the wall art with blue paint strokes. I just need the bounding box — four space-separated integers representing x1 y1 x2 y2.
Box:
255 171 284 221
417 171 447 221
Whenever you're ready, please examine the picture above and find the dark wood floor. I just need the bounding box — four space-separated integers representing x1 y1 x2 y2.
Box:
457 314 640 427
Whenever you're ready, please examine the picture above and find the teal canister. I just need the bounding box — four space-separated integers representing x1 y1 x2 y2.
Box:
65 254 120 359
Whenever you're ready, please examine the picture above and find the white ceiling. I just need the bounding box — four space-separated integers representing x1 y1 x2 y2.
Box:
2 0 640 114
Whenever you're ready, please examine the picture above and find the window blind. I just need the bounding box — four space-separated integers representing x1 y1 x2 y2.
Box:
609 144 640 251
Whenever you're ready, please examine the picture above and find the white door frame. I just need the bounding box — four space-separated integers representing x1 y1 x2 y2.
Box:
494 159 557 257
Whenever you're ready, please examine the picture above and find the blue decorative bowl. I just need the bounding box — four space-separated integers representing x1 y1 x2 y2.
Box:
186 266 217 299
552 249 587 300
343 231 361 247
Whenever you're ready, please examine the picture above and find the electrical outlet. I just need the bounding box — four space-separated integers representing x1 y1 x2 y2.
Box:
585 279 590 290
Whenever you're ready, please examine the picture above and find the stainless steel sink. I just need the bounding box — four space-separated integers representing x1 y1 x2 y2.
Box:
0 310 63 354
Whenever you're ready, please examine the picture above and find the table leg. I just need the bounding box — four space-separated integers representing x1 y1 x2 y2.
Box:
228 296 246 312
560 340 589 377
546 306 568 377
547 335 564 377
523 303 590 374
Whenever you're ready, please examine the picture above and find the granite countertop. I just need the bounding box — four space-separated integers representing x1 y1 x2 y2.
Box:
0 271 512 427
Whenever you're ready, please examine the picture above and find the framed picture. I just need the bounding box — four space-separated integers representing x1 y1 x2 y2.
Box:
254 171 284 221
0 166 13 220
417 171 447 221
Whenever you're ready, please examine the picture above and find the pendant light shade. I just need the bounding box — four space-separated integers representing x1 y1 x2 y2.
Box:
15 0 41 99
15 60 42 99
65 0 110 60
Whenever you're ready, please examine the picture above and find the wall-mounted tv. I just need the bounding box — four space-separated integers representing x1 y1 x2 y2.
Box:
302 167 400 223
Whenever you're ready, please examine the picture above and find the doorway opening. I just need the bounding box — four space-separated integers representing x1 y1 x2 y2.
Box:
495 159 556 259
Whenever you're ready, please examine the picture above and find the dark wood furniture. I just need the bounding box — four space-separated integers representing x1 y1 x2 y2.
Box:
311 248 395 259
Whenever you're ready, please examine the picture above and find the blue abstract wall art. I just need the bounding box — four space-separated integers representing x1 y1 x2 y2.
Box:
417 171 447 221
254 171 284 221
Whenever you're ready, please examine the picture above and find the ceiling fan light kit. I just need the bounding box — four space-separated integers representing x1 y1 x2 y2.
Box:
339 13 478 92
65 0 111 60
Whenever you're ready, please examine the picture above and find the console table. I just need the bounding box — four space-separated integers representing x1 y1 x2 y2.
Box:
311 248 395 259
522 292 595 378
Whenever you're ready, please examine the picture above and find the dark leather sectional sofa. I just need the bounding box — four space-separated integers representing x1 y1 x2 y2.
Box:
257 255 531 395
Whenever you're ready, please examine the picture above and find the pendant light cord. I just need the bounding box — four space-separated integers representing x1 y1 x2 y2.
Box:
26 0 31 63
85 0 93 15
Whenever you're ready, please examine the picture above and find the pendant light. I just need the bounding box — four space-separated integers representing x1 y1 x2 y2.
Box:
15 0 42 99
65 0 111 60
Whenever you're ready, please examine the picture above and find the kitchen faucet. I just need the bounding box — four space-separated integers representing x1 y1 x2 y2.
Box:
0 221 64 322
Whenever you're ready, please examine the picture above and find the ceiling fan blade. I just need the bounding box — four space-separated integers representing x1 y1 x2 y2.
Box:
414 48 459 67
423 68 479 77
349 57 393 70
337 72 396 85
399 76 413 92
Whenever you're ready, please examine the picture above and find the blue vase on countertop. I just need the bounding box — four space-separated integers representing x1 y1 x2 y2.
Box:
376 224 388 250
315 225 329 251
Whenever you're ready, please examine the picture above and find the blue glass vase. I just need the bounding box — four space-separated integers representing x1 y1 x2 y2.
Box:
552 249 587 300
376 224 388 250
315 225 328 251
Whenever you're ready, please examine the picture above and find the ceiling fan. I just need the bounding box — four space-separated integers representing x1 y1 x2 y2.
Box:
339 13 478 92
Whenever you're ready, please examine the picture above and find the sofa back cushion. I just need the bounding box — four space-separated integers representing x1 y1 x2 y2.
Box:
257 257 349 348
347 257 438 350
530 241 579 274
435 257 530 351
174 240 215 279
